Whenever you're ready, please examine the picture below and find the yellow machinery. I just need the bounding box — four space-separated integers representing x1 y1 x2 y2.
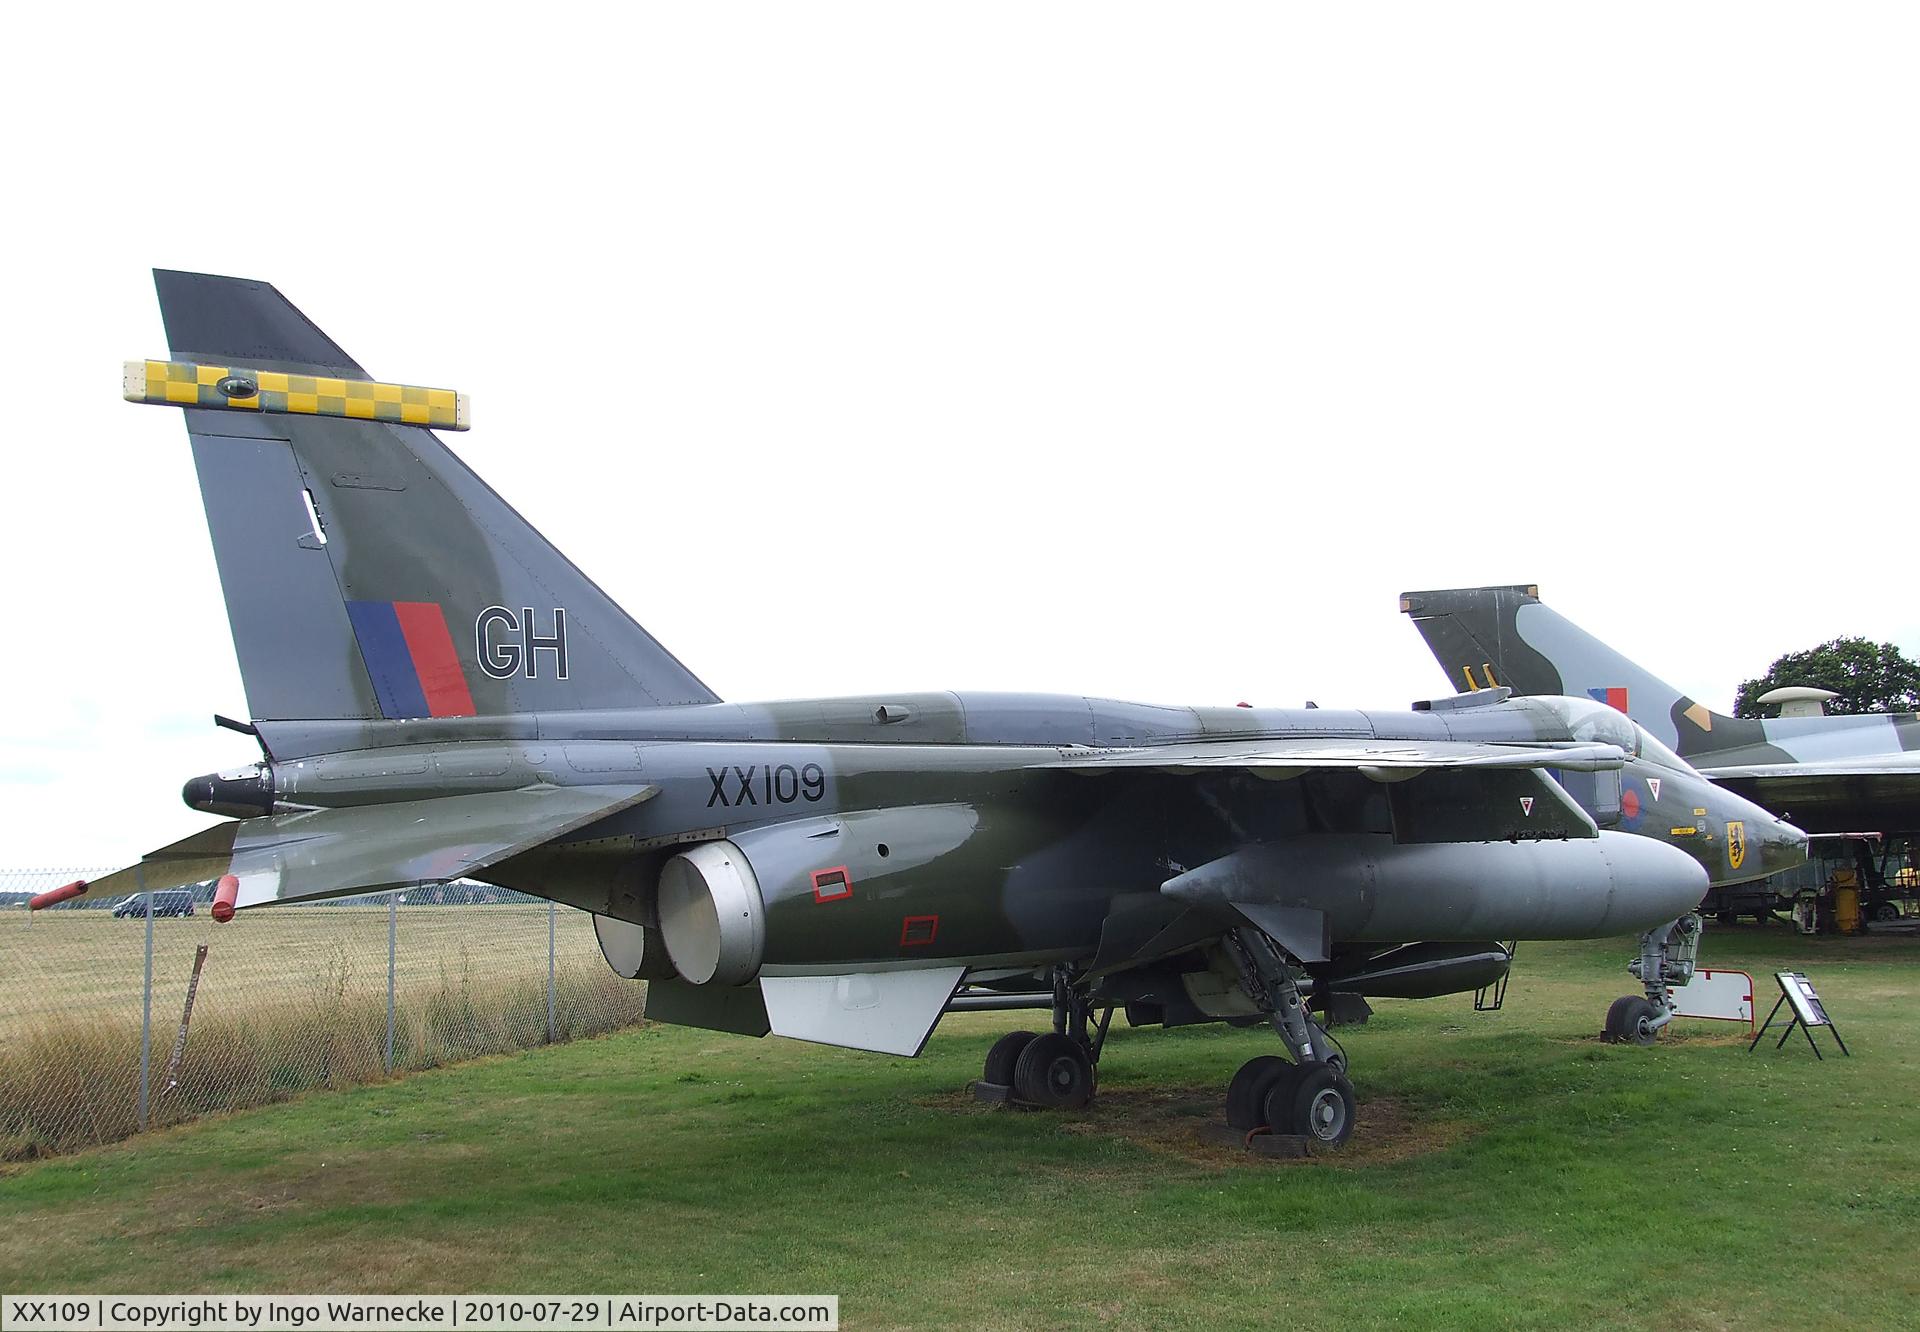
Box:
1832 868 1863 935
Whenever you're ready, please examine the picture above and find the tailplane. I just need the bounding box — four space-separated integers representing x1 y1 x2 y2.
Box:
138 271 717 741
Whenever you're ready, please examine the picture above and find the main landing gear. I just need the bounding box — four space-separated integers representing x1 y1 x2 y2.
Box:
1603 912 1702 1045
975 932 1361 1151
1221 927 1356 1149
975 966 1111 1109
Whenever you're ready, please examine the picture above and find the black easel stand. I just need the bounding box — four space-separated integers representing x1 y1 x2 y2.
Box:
1747 991 1850 1059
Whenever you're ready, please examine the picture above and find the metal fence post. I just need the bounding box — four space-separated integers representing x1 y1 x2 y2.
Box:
137 863 153 1132
386 889 398 1073
547 898 557 1044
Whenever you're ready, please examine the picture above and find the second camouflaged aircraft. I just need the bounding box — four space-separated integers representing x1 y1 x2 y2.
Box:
49 272 1806 1149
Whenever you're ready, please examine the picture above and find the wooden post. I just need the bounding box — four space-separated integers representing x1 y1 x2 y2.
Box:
163 944 211 1092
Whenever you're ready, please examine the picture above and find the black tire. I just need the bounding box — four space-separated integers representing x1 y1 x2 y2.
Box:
1604 995 1660 1046
1225 1055 1292 1131
1269 1063 1356 1148
982 1030 1037 1087
1013 1032 1095 1109
1875 901 1901 923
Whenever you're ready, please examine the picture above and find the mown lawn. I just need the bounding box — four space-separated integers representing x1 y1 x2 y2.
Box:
2 928 1915 1330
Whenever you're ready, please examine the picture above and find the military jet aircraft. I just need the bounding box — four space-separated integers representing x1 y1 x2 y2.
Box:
34 274 1806 1150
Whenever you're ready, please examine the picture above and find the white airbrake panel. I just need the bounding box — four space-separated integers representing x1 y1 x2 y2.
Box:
759 966 967 1056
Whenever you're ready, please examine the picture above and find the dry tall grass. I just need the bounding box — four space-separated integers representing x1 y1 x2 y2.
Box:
0 957 646 1161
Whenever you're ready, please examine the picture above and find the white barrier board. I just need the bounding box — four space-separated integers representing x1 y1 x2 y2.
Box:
1671 968 1755 1026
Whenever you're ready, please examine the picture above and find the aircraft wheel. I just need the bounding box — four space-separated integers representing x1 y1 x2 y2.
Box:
1603 995 1660 1046
1013 1032 1095 1109
982 1030 1037 1087
1268 1063 1355 1149
1225 1055 1295 1131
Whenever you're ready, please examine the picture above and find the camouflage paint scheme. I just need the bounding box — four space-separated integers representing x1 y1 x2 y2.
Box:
1402 585 1920 834
88 274 1805 1080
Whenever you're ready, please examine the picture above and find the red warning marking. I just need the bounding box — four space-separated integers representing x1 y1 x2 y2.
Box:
811 866 853 903
900 914 939 947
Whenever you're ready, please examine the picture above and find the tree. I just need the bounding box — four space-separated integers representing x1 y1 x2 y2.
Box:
1733 637 1920 718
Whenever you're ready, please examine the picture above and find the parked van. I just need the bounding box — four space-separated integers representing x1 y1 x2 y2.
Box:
111 890 196 918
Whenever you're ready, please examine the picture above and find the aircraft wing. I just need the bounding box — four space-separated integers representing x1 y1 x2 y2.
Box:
87 785 656 909
1703 756 1920 781
1700 761 1920 834
1037 737 1611 843
1036 738 1627 775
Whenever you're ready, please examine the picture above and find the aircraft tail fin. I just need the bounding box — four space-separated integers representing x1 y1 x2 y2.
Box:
1399 585 1728 750
140 271 718 746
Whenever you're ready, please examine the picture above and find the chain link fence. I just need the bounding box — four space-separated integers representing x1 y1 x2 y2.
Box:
0 869 647 1161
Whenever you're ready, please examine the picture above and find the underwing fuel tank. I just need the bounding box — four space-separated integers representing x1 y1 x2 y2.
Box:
1162 831 1709 941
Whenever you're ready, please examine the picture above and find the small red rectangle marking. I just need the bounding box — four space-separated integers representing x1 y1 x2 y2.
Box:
811 866 853 903
393 601 477 717
900 914 939 947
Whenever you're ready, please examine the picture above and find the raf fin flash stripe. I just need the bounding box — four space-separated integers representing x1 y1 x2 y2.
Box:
346 601 478 719
123 360 470 430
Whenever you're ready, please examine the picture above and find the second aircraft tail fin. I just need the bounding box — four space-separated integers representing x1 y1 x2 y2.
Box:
1399 584 1728 754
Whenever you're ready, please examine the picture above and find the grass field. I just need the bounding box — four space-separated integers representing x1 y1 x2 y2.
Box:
1 906 644 1159
0 905 591 1025
2 927 1916 1330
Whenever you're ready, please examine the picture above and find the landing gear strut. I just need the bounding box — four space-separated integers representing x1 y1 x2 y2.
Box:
1603 912 1701 1045
1223 928 1356 1148
975 966 1109 1109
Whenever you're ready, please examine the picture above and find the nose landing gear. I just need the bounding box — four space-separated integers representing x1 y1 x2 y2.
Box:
1603 912 1702 1045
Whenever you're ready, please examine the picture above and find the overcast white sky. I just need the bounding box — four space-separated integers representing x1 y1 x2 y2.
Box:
2 5 1916 869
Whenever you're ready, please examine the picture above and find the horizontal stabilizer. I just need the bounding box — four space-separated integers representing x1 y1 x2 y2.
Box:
759 967 967 1056
91 785 655 909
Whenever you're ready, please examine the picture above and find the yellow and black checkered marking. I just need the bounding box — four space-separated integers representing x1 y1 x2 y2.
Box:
122 360 470 430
